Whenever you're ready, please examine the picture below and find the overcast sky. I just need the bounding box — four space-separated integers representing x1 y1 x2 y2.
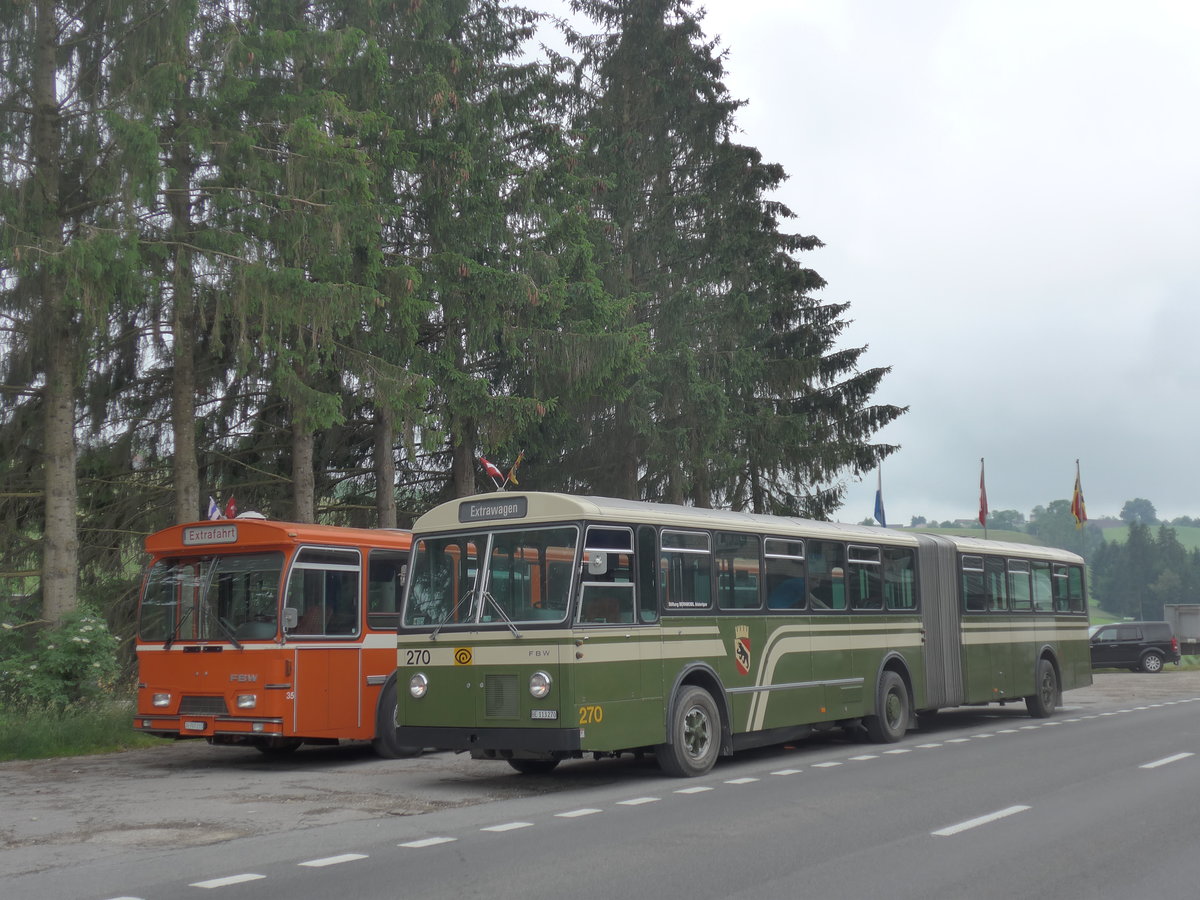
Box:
530 1 1200 525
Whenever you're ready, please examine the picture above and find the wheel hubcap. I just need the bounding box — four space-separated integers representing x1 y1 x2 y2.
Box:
885 691 902 728
683 706 711 759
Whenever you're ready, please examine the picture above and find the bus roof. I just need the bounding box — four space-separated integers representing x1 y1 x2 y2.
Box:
144 518 412 557
414 492 1085 564
413 492 921 547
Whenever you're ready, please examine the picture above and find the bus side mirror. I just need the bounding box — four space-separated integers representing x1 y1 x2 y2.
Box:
587 552 608 576
283 607 298 630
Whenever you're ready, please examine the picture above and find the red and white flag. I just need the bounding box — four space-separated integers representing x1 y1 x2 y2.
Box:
478 456 503 479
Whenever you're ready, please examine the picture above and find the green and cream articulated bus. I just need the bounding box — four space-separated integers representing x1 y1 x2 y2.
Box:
393 492 1090 777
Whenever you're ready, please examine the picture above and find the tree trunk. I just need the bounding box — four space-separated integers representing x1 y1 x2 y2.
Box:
34 0 77 623
451 424 476 498
374 405 397 528
291 419 315 523
168 115 200 523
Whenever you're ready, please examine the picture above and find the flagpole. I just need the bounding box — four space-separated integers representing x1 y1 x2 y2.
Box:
979 457 988 540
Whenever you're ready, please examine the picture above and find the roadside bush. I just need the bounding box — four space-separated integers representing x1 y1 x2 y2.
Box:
0 604 122 710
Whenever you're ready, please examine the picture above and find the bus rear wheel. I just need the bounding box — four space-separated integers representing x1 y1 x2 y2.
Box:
864 671 909 743
1025 658 1058 717
657 685 721 777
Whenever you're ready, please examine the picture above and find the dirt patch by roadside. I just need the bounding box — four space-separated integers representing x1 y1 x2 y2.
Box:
2 670 1197 879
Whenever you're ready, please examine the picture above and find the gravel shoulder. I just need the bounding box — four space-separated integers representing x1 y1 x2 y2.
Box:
3 670 1198 879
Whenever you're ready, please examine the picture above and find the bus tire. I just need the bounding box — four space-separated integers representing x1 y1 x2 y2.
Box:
656 685 721 777
507 758 561 775
372 678 423 759
1025 658 1058 717
864 671 909 743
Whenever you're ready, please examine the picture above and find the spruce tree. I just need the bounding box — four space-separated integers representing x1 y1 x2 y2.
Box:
566 0 901 515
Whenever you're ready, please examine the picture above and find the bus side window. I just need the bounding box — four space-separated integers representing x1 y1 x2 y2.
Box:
1031 561 1053 612
984 556 1007 611
637 525 659 623
765 538 804 610
367 549 407 629
1007 560 1032 612
848 545 883 611
716 532 761 611
286 547 360 637
961 556 986 612
807 541 845 611
883 547 916 610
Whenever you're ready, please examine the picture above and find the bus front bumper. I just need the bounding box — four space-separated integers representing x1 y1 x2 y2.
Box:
395 725 582 753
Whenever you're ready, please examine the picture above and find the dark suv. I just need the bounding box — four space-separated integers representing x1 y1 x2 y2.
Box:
1089 621 1181 673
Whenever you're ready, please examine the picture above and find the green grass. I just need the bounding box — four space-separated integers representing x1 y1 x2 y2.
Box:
0 700 169 761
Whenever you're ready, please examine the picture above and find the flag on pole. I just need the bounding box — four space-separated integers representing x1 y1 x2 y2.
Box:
207 496 221 520
978 459 988 528
873 469 887 528
479 456 503 481
507 450 525 487
1071 460 1087 529
224 495 237 519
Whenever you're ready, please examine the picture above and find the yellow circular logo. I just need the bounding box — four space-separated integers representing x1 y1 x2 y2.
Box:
453 647 473 666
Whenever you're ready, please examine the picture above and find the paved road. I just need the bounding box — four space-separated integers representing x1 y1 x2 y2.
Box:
3 670 1199 898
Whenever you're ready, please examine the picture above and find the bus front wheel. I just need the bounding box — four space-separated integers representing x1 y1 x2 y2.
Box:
372 678 423 759
657 685 721 777
864 671 910 743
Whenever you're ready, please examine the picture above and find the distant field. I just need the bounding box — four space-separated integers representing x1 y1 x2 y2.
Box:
1100 524 1200 550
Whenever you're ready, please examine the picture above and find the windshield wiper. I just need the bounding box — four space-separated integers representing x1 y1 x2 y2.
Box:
163 605 194 650
481 591 522 639
429 589 477 640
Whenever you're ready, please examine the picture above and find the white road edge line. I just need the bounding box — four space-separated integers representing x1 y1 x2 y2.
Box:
189 874 267 889
1140 752 1195 769
299 853 368 867
931 805 1031 837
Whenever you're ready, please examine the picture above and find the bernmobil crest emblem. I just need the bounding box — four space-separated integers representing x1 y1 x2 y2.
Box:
733 625 751 676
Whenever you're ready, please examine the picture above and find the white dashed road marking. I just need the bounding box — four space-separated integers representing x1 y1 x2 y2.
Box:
931 805 1031 837
299 853 367 867
1140 752 1194 769
190 874 266 889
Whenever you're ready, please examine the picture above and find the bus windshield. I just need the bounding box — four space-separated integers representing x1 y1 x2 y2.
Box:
139 552 285 643
403 526 578 628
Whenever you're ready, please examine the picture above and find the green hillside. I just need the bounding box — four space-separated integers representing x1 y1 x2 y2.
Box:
904 527 1040 545
1100 524 1200 551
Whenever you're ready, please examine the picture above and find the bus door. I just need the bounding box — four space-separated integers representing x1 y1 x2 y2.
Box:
807 541 852 720
284 547 363 737
571 526 660 750
962 556 1012 701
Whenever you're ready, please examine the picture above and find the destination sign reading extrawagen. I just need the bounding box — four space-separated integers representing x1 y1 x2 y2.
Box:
181 523 238 545
458 497 528 523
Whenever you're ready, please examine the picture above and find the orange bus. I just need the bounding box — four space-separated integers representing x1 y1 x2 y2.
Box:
133 517 415 756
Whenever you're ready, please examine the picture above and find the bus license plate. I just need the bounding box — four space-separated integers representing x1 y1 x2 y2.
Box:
184 721 206 731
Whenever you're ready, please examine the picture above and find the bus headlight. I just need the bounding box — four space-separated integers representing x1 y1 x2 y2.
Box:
152 692 171 708
409 673 429 699
236 694 258 710
529 670 552 699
